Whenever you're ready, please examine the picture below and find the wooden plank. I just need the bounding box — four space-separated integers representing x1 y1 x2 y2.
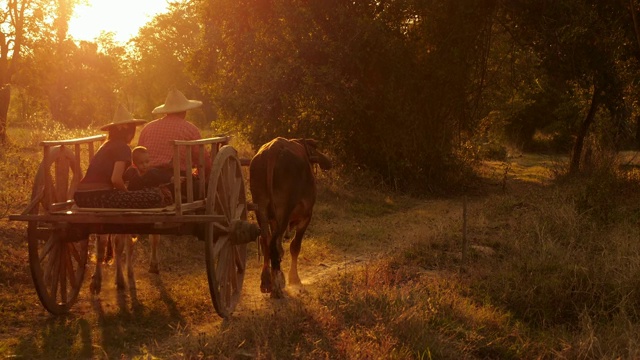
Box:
43 145 52 211
179 200 206 212
173 145 182 215
185 149 193 203
40 134 106 147
45 199 204 213
55 146 70 203
8 214 226 224
70 144 83 198
198 145 206 199
173 136 230 146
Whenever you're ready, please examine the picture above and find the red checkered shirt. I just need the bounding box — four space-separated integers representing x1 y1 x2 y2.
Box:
138 114 206 171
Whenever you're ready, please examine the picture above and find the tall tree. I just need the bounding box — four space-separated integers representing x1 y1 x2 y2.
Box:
195 0 497 192
126 1 209 124
0 0 82 143
502 0 634 173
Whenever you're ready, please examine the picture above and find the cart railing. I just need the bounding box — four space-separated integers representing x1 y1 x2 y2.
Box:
32 134 106 215
171 135 230 216
10 134 243 224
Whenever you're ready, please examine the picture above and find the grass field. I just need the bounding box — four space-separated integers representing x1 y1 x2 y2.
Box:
2 130 640 359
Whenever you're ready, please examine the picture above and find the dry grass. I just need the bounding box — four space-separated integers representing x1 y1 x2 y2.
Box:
3 128 640 359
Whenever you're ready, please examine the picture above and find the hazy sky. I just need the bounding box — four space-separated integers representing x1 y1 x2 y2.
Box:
68 0 170 43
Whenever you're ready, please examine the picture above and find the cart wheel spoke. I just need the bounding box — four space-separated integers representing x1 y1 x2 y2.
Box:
234 246 244 273
60 249 68 304
39 236 56 263
68 242 82 264
213 234 227 257
215 193 230 224
49 246 61 302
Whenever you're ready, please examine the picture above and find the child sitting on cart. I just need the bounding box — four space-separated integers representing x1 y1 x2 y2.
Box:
124 146 174 206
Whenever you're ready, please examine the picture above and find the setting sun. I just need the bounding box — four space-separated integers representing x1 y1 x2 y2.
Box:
68 0 169 43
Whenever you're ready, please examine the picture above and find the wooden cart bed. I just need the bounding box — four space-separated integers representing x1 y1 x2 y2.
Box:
8 134 257 318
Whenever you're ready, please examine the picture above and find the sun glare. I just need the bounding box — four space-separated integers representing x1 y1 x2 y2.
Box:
68 0 169 43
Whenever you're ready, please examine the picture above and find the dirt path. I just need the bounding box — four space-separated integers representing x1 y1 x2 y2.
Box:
0 154 553 358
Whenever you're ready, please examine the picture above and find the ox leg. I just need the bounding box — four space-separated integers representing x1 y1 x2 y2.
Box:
127 235 136 289
258 210 273 293
270 227 286 299
114 234 136 290
104 236 114 264
149 234 160 274
289 218 310 286
114 234 127 290
90 234 108 294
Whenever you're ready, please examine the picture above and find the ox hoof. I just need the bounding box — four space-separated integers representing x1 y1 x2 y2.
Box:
288 274 301 286
270 271 286 299
149 263 159 274
270 288 285 299
260 271 272 293
90 275 102 295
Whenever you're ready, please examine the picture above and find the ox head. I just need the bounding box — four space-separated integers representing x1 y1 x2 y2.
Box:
295 139 333 171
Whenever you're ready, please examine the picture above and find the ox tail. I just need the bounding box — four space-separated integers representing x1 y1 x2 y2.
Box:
265 147 278 220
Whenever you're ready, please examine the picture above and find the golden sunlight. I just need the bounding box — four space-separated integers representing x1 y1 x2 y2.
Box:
68 0 169 43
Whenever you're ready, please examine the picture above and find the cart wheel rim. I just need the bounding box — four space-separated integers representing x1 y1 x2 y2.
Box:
27 146 87 315
28 226 88 314
205 145 249 318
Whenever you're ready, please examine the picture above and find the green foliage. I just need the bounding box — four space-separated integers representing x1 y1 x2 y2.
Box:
500 0 638 167
0 144 39 217
194 0 498 193
126 1 211 126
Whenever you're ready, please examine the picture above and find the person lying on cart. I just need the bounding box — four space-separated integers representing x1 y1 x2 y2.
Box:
73 105 169 209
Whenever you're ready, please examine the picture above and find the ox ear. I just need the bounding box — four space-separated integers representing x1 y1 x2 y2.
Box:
309 150 333 170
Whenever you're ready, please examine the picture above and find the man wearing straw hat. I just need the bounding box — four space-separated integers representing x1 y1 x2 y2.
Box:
137 88 207 273
138 88 206 173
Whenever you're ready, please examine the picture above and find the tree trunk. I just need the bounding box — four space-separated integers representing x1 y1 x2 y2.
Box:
630 0 640 51
0 84 10 144
635 115 640 150
569 87 600 174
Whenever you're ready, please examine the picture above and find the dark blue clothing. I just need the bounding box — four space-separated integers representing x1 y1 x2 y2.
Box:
74 139 167 208
123 167 172 191
80 140 131 185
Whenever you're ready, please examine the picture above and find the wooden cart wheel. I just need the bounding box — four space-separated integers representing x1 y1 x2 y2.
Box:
27 146 88 314
205 145 249 318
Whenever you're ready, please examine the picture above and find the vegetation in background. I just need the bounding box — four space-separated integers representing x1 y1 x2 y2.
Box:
5 0 640 190
6 2 640 357
194 0 498 193
4 132 640 358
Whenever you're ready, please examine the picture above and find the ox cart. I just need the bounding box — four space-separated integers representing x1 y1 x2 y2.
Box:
8 134 257 318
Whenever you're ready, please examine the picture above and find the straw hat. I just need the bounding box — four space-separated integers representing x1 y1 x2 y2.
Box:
152 88 202 114
100 105 147 131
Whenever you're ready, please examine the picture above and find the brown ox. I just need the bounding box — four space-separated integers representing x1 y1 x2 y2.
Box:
249 137 332 298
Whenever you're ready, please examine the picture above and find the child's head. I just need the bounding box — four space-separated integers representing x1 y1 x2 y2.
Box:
131 146 150 174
